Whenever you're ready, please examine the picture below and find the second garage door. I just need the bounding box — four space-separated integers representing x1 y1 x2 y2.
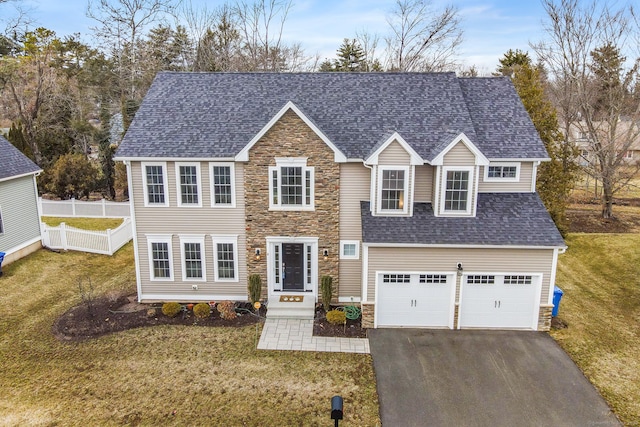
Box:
459 274 540 329
377 272 455 328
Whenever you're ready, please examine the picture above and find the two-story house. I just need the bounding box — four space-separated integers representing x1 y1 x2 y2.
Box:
115 72 565 331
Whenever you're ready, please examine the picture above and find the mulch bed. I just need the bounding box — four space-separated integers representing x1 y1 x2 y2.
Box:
312 305 367 338
53 294 368 342
53 295 265 342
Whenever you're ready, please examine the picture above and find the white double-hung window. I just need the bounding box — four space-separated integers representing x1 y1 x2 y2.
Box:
142 162 169 207
176 162 202 207
179 235 206 281
210 163 236 207
377 166 409 214
147 235 173 281
212 235 239 282
441 166 474 215
269 158 314 210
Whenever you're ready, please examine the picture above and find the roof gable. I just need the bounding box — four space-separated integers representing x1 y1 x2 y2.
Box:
431 133 489 166
365 132 423 165
235 101 347 162
0 135 41 182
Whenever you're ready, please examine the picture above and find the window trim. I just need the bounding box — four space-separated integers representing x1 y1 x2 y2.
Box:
340 240 360 260
142 162 169 207
146 235 174 281
209 162 236 208
175 162 202 207
179 235 206 282
212 235 239 282
376 165 410 215
268 158 314 211
440 166 474 215
484 162 520 182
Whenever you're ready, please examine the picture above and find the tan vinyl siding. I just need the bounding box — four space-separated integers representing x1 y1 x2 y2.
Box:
339 163 369 298
366 246 554 306
443 142 475 166
378 141 411 165
0 175 41 254
479 162 534 193
131 161 247 300
414 164 433 202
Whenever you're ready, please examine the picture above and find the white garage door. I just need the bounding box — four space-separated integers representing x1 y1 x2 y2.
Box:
377 272 455 328
459 274 540 329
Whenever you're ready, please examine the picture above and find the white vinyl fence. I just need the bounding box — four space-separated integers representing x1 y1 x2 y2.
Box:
39 197 130 218
41 218 132 255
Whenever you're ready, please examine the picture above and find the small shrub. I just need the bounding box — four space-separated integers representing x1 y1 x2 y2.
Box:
248 274 262 304
326 309 346 325
162 302 182 318
217 300 237 320
193 303 211 319
321 275 333 312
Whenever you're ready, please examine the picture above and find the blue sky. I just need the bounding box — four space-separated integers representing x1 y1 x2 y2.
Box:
10 0 548 72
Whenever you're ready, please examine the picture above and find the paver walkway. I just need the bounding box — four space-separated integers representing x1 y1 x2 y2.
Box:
257 318 370 354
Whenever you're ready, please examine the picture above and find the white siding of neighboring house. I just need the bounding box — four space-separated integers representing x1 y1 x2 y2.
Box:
0 175 42 262
130 161 248 301
338 163 369 299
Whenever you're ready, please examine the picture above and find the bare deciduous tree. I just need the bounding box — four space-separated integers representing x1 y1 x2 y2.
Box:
384 0 462 72
533 0 640 218
233 0 292 71
87 0 179 99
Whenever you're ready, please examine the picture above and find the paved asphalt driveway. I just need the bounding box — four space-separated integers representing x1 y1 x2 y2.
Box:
368 329 621 427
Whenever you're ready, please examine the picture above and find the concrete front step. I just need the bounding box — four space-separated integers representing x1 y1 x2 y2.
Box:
266 295 316 320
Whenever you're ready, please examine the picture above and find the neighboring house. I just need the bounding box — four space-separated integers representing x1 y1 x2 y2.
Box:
570 119 640 166
0 135 43 265
115 72 565 331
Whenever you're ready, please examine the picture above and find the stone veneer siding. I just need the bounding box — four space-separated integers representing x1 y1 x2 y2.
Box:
538 305 553 331
244 110 340 303
361 303 374 329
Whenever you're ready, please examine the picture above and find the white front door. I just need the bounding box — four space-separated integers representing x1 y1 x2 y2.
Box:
459 274 540 329
267 237 317 296
376 272 455 328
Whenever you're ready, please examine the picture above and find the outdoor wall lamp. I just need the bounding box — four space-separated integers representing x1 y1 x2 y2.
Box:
323 249 329 261
255 248 261 261
457 262 463 276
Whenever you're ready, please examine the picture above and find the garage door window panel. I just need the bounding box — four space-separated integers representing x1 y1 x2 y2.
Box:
467 275 495 284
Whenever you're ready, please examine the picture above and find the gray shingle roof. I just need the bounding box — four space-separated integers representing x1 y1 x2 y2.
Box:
458 78 549 159
116 72 547 161
361 193 565 247
0 135 41 181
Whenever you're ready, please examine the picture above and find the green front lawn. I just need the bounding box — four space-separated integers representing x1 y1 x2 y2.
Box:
0 245 380 426
552 233 640 426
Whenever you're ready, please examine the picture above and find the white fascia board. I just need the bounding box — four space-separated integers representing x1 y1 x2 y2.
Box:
364 242 568 250
365 132 424 166
114 156 236 162
431 132 490 166
235 101 347 163
488 157 551 162
0 170 42 183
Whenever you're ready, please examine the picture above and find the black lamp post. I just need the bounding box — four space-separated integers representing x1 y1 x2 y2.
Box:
331 395 343 427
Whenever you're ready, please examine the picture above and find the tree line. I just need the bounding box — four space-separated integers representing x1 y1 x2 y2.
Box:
1 0 639 228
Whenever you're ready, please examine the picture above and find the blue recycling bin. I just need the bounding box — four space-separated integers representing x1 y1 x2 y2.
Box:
0 251 5 277
552 286 564 317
